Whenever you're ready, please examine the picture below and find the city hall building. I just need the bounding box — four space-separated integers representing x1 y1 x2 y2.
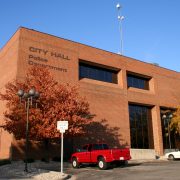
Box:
0 27 180 160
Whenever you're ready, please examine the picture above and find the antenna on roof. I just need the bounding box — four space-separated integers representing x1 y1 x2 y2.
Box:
116 3 124 55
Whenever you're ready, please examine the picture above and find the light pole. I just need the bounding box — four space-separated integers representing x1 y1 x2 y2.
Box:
17 88 40 172
162 113 173 149
0 125 3 158
116 3 125 55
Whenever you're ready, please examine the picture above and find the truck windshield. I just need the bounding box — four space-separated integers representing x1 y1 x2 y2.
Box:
92 144 109 150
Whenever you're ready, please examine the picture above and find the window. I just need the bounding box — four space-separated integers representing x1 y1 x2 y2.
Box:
129 104 154 149
79 62 118 84
83 145 88 150
92 144 109 150
127 73 150 90
160 108 176 149
102 144 109 150
92 144 101 150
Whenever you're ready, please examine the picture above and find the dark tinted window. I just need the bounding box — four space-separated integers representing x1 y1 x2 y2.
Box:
127 74 149 90
160 108 176 149
83 145 88 150
129 104 154 149
92 144 109 150
79 63 118 84
93 144 101 150
102 144 109 149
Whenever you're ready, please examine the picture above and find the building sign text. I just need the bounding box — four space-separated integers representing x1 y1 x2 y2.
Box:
28 46 70 72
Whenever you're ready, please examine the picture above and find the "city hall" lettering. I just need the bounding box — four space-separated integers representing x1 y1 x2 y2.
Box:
29 47 70 60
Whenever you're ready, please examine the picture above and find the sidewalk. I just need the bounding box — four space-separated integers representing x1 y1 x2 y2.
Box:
0 161 74 180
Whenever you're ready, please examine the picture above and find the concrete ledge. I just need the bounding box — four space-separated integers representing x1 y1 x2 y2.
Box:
130 149 156 160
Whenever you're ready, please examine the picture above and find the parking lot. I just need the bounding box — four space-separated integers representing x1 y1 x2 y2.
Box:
0 160 180 179
66 160 180 180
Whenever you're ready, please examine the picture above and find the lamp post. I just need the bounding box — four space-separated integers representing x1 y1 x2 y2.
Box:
116 3 125 55
162 113 173 149
0 125 3 158
17 88 40 172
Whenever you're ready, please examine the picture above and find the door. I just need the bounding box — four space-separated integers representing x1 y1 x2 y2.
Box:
174 151 180 158
78 144 91 163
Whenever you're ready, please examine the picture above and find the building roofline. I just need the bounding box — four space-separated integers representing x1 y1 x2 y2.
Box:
1 26 179 74
0 27 22 53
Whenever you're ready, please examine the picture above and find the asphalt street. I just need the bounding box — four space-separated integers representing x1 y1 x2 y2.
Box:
65 160 180 180
0 160 180 180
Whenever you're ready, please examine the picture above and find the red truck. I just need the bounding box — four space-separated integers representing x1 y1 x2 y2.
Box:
71 143 131 170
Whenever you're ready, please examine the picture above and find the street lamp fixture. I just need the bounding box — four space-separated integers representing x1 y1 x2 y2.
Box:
116 3 125 55
17 88 40 172
162 113 173 149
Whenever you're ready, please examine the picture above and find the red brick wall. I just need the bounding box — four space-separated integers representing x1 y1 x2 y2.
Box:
0 29 20 159
0 27 180 159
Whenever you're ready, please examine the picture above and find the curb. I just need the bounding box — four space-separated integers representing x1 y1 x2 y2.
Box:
129 158 168 164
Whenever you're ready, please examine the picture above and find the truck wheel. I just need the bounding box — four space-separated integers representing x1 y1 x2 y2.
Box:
72 157 80 168
98 158 108 170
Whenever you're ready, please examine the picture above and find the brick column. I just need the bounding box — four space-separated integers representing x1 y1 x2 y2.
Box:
151 106 164 156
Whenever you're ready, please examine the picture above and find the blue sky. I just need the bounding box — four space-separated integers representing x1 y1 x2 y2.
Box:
0 0 180 72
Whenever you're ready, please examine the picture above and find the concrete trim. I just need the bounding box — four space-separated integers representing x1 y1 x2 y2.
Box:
130 149 156 160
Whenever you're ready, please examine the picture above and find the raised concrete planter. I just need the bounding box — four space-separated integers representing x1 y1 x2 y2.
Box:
130 149 156 160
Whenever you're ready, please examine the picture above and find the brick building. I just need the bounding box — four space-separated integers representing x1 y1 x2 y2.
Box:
0 27 180 160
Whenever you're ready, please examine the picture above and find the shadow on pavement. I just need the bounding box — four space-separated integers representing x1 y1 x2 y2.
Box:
0 161 72 179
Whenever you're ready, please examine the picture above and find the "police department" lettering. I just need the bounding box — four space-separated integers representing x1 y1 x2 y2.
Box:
28 60 67 72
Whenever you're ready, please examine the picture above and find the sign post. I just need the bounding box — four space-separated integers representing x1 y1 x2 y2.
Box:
57 121 68 174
